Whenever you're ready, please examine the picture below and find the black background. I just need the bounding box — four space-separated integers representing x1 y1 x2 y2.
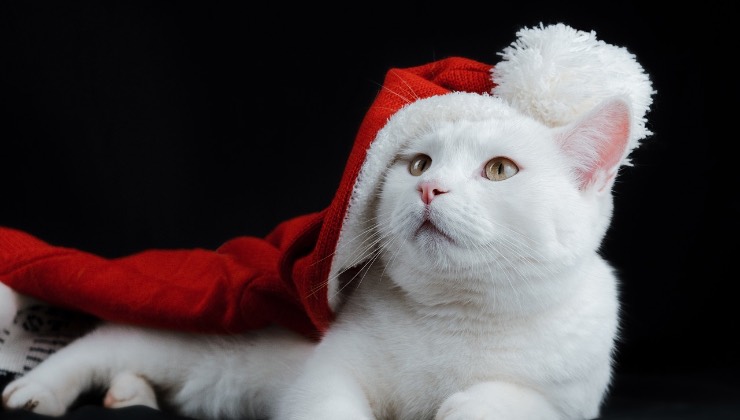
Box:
1 2 736 419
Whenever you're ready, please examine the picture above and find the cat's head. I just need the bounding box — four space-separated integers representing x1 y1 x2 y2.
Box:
375 93 631 279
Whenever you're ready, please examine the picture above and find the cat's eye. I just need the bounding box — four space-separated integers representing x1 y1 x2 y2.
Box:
484 157 519 181
408 154 432 176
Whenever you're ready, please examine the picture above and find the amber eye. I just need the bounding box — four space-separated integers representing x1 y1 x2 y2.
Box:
408 154 432 176
484 157 519 181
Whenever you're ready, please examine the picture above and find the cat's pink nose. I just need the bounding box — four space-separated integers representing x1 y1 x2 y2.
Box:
419 181 448 205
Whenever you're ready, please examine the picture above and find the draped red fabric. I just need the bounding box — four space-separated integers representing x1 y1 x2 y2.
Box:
0 57 495 339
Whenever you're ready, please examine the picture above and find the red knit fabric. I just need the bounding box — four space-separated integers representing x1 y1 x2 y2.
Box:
0 57 495 340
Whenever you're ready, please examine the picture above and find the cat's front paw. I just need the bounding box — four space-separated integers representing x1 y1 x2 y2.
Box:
279 398 374 420
436 391 494 420
436 383 560 420
103 371 159 410
2 378 66 416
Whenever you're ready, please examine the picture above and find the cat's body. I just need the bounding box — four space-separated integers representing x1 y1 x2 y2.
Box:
2 93 630 419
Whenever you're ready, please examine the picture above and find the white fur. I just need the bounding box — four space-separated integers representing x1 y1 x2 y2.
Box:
0 283 17 325
0 282 40 324
4 95 627 419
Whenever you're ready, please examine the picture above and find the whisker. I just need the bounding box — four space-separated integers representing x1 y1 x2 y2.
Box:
307 215 385 270
387 70 422 102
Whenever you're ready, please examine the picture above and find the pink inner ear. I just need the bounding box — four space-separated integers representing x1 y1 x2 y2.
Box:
571 99 631 190
597 106 630 174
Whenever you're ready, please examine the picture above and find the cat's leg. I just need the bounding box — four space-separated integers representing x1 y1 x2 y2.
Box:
435 381 561 420
103 371 158 410
3 322 318 419
1 323 181 416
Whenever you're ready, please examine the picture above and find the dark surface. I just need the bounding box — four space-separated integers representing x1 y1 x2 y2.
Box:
0 1 734 419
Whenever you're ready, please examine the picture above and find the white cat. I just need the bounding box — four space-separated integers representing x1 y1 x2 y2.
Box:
3 92 630 419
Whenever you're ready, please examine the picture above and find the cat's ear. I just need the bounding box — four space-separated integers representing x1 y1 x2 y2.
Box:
556 97 632 192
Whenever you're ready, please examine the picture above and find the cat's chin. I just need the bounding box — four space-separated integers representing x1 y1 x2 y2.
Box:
414 220 455 245
407 222 472 269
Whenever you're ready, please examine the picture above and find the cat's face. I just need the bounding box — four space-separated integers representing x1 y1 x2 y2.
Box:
376 101 610 280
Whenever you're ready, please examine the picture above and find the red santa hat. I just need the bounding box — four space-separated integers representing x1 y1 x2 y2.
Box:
0 23 653 340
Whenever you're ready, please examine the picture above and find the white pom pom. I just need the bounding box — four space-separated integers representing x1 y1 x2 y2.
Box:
491 23 655 160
